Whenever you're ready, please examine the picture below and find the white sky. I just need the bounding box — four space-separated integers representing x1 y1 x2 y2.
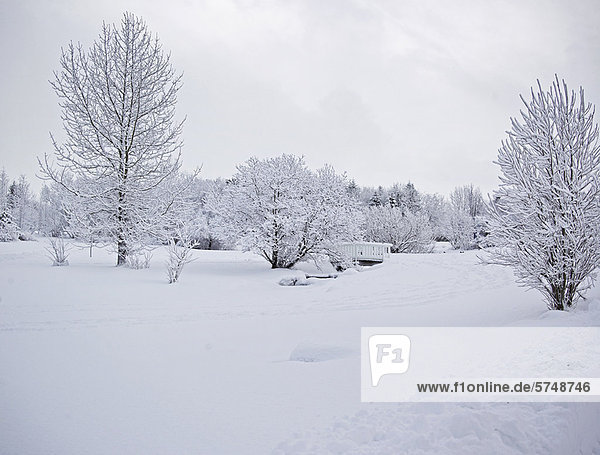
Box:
1 0 599 197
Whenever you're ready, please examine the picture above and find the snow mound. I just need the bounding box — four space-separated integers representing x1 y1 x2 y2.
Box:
342 268 360 275
289 342 354 362
292 260 337 275
432 241 453 253
272 403 600 454
52 259 69 267
279 276 310 286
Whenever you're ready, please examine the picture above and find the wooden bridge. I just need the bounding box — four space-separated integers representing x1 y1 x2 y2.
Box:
338 242 392 265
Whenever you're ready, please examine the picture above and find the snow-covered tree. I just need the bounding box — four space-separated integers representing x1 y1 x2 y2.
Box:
0 168 9 214
450 184 486 218
488 77 600 310
445 184 488 250
0 208 18 241
7 175 35 235
40 12 192 265
37 184 68 237
369 186 385 207
387 184 400 208
446 209 473 251
400 182 421 214
209 155 362 268
0 169 17 241
420 193 451 241
363 206 433 253
181 178 227 250
347 179 360 200
311 164 364 257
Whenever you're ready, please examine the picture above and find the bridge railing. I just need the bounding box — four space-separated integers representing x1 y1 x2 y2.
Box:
338 242 392 263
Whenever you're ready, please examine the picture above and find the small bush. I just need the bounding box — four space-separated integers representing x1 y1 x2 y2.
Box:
46 238 70 266
165 239 196 284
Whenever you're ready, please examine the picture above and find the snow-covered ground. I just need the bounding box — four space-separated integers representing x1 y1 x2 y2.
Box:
1 239 599 454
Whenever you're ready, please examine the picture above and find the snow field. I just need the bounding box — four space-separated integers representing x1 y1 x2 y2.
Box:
1 239 599 454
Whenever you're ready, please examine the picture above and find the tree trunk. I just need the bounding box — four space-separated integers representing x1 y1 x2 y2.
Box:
117 238 127 266
116 190 127 266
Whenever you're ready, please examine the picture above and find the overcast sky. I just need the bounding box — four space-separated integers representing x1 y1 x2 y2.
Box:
1 0 599 197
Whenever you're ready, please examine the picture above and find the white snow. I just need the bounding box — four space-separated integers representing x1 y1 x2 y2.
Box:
0 239 599 454
289 342 356 363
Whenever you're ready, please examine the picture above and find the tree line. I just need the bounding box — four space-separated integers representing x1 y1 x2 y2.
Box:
0 164 488 256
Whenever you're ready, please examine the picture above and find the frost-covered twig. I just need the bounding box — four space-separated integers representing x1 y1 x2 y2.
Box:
126 251 153 269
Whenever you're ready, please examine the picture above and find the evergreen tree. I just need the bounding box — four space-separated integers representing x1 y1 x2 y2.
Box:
369 186 385 207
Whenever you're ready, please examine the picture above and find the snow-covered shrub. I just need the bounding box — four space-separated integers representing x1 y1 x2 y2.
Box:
363 206 433 253
165 241 185 283
165 239 196 284
208 155 362 269
126 251 153 269
165 224 199 283
46 237 70 266
488 77 600 310
18 232 36 241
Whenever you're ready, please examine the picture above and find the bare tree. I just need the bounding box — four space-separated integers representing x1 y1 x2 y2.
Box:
450 184 486 218
40 12 188 266
488 77 600 310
